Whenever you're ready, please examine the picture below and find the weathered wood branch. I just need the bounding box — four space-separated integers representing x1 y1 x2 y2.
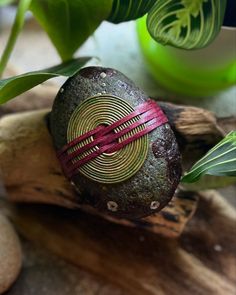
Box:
0 109 198 238
0 95 235 236
0 96 235 237
9 190 236 295
2 93 234 159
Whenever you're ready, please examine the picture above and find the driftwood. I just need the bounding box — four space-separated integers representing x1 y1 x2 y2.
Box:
0 90 235 294
0 97 235 237
1 86 234 168
0 109 198 238
7 190 236 295
5 237 124 295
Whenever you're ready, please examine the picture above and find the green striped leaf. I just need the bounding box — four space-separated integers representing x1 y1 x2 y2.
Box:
182 175 236 190
108 0 156 23
182 131 236 183
147 0 227 49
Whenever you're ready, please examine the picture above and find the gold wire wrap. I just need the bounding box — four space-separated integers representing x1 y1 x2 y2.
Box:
67 95 149 184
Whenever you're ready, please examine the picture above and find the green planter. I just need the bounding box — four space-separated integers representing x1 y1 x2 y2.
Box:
137 17 236 97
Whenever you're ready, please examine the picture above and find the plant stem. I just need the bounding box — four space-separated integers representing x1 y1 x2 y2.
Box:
0 0 31 77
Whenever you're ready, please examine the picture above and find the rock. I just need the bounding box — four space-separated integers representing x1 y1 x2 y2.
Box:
0 213 22 294
50 67 181 219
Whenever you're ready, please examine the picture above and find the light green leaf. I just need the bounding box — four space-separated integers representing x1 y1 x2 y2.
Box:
108 0 156 23
147 0 227 49
0 57 90 104
30 0 113 61
182 131 236 183
182 174 236 190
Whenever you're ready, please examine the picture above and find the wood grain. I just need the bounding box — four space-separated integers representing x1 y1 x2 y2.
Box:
0 94 235 237
9 190 236 295
0 109 197 237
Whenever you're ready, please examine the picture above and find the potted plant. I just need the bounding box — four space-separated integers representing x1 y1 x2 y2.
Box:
136 0 236 96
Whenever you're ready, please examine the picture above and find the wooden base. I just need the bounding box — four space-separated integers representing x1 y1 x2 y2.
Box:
8 190 236 295
0 109 198 237
0 92 235 294
0 98 235 237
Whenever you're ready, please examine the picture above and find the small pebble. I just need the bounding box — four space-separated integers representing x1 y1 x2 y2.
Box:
0 214 22 293
107 201 118 212
214 244 223 252
150 201 160 210
100 72 107 79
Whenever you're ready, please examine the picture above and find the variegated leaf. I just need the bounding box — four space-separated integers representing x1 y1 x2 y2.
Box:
147 0 227 49
108 0 156 23
182 131 236 183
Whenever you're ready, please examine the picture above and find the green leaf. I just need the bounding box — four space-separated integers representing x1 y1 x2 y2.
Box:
182 131 236 183
108 0 156 23
0 57 90 104
147 0 227 49
30 0 113 61
182 175 236 190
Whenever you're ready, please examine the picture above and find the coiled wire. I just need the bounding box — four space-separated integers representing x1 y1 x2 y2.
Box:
67 95 149 183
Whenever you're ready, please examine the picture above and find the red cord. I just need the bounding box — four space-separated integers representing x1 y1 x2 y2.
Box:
57 99 168 179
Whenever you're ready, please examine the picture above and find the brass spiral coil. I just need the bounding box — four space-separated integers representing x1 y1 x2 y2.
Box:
67 95 149 184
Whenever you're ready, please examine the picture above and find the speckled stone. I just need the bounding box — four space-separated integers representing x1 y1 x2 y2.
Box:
0 213 22 294
50 67 181 219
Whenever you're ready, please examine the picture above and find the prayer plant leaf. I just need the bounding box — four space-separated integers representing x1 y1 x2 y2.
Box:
147 0 227 49
108 0 156 23
30 0 113 61
182 174 236 190
182 131 236 183
0 57 90 104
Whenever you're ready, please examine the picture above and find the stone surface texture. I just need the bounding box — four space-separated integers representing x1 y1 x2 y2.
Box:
50 67 181 219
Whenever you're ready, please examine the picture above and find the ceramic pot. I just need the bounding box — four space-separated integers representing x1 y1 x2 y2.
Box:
137 17 236 97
